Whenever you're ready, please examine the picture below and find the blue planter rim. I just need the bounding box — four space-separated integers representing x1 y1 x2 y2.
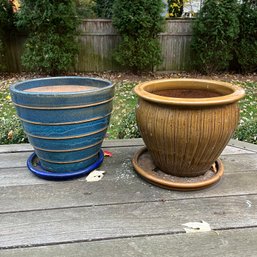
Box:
10 76 113 96
27 150 104 180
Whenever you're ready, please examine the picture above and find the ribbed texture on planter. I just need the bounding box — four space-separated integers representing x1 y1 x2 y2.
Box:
10 77 114 173
134 79 245 177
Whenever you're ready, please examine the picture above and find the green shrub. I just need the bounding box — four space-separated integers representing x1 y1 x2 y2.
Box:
75 0 96 18
236 0 257 72
0 87 28 144
61 0 97 19
112 0 164 72
0 115 28 144
168 0 183 17
95 0 113 18
0 0 17 71
117 110 140 139
0 41 5 70
191 0 240 73
234 119 257 144
16 0 79 75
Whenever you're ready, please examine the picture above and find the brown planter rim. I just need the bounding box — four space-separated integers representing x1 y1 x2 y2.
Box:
134 78 245 106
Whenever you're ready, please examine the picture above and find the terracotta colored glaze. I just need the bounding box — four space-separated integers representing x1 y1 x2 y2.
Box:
134 79 245 177
132 147 224 191
24 85 95 92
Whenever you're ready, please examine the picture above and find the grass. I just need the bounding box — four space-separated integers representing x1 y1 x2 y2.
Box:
0 78 256 144
108 82 137 139
233 81 257 143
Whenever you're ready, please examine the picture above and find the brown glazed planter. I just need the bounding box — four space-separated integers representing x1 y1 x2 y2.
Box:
134 79 245 178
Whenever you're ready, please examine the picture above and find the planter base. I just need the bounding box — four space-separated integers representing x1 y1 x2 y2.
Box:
27 150 104 180
132 147 224 191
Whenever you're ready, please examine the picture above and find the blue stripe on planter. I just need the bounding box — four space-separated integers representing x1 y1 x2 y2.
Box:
21 115 111 138
39 153 99 173
25 126 108 140
27 128 108 151
34 143 101 163
15 101 113 124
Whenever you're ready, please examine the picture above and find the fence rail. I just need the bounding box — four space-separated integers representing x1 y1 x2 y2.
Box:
1 19 193 73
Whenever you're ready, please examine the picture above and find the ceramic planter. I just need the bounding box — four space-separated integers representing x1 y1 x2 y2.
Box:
134 79 245 178
10 77 114 178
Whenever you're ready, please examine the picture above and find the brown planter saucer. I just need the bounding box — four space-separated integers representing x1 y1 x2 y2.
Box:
132 147 224 191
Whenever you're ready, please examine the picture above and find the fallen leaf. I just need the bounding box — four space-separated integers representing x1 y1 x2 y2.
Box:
211 163 218 173
182 220 211 233
7 130 13 140
86 170 106 182
104 150 113 157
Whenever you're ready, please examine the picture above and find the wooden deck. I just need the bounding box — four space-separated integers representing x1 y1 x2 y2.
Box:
0 139 257 256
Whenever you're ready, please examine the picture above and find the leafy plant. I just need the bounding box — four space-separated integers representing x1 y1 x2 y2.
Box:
75 0 96 18
0 41 5 70
0 86 28 144
233 81 257 144
191 0 240 73
95 0 113 18
236 0 257 72
234 119 257 144
117 110 140 139
112 0 164 72
0 115 28 144
0 0 17 71
168 0 183 17
108 82 137 139
16 0 79 75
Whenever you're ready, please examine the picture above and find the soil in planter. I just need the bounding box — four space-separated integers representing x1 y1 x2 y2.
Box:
154 89 222 98
24 85 96 93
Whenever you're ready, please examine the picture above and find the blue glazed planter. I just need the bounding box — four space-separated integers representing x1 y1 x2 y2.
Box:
10 77 114 174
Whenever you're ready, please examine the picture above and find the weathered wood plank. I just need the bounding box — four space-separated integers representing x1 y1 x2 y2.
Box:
229 139 257 153
0 194 257 248
0 145 256 183
0 138 255 154
1 227 257 257
0 147 254 172
1 171 257 213
0 144 33 153
0 139 145 154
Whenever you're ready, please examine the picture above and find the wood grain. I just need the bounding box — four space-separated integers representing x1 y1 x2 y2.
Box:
0 138 254 154
0 195 257 248
0 140 257 256
1 228 257 257
0 171 257 213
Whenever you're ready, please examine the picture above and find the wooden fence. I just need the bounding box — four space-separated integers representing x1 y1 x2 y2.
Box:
1 19 193 73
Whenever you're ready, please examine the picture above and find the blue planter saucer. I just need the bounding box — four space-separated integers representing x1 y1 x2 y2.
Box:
27 150 104 180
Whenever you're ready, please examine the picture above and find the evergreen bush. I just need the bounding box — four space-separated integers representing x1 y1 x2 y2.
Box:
191 0 240 73
112 0 164 72
0 0 17 71
75 0 96 18
17 0 79 75
168 0 183 18
95 0 113 18
236 0 257 72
